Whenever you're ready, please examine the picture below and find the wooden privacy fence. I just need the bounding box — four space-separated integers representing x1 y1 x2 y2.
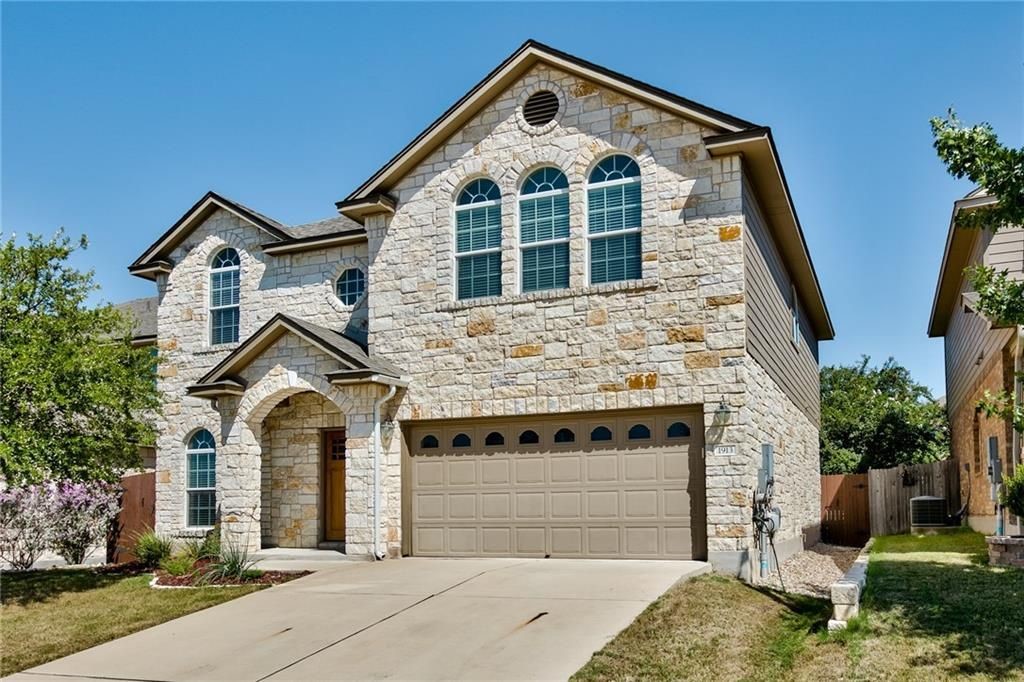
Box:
868 458 960 537
820 459 961 544
821 473 870 546
106 471 156 564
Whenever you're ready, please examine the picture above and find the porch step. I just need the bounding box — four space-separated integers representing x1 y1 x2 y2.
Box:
317 541 346 552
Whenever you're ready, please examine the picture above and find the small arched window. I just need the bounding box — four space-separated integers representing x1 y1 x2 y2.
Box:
588 155 641 284
554 428 576 444
590 426 613 442
518 429 540 445
519 167 570 293
210 248 240 345
667 421 691 438
336 268 366 305
186 429 217 527
455 179 502 300
485 431 505 446
628 424 652 440
420 434 439 449
452 433 472 448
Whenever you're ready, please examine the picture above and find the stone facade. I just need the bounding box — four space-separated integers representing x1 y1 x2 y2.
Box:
141 58 824 571
949 338 1017 534
260 391 344 548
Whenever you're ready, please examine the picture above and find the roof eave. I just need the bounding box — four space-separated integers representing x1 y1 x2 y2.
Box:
339 39 757 205
186 379 247 398
705 127 835 341
335 194 397 224
261 229 369 255
127 259 174 281
927 193 998 337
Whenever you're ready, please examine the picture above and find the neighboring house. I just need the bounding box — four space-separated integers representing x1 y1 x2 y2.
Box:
113 296 159 470
929 188 1023 535
123 40 833 578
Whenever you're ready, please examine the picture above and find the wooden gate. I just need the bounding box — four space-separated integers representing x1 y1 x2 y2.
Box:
868 459 960 536
820 473 870 546
107 471 156 563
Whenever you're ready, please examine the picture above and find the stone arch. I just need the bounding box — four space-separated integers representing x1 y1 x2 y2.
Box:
236 366 352 429
575 131 656 181
500 146 577 194
439 157 500 201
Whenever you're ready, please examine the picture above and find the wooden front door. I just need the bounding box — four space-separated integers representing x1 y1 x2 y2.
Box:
323 430 346 542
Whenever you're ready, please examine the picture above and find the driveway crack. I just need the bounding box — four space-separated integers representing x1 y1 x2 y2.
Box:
256 561 529 681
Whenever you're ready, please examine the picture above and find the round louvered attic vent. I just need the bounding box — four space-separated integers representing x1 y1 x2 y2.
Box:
522 90 560 127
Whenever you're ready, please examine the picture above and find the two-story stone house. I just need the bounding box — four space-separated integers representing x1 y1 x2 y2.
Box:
929 188 1022 536
125 41 833 578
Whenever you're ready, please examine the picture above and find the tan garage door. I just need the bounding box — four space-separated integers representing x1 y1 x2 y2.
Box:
405 408 706 559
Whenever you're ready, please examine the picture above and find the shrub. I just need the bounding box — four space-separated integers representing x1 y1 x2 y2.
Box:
159 554 196 577
182 527 220 561
200 532 258 584
133 529 173 568
0 484 54 570
1000 465 1024 522
49 480 121 565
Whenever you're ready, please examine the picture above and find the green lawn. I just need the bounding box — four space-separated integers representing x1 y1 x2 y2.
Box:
0 567 262 676
573 530 1024 681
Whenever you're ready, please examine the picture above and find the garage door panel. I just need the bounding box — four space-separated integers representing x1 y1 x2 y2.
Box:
551 527 583 554
586 490 620 518
515 491 546 519
624 489 659 518
624 527 659 556
448 460 477 486
481 459 510 485
515 458 545 484
408 408 705 560
515 528 546 554
481 492 511 519
550 491 582 518
448 494 477 520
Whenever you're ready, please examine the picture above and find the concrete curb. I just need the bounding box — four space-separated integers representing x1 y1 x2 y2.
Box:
827 538 873 631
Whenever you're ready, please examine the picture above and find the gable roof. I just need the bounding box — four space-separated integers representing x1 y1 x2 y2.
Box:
928 189 999 337
187 314 404 397
337 39 759 213
129 191 369 279
113 296 158 343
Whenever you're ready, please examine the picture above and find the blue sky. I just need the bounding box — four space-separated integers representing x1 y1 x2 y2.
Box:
3 2 1022 396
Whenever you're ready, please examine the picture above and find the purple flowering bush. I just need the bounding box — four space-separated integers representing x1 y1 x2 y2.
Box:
0 480 121 569
49 480 121 566
0 484 55 570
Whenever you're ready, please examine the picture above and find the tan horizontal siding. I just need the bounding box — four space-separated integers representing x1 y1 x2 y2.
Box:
944 227 1020 412
742 176 821 424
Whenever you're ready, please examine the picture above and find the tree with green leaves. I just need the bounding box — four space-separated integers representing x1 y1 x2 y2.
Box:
0 231 160 484
820 357 949 474
931 111 1023 437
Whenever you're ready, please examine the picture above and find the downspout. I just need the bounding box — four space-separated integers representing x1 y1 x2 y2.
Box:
1014 325 1023 533
372 383 397 560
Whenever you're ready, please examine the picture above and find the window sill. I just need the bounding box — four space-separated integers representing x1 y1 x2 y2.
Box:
195 343 240 356
176 528 213 538
439 277 658 311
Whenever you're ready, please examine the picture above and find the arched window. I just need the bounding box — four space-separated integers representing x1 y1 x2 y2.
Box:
518 429 540 445
186 429 217 527
455 179 502 300
420 434 439 449
485 431 505 446
452 433 472 448
590 426 613 442
336 268 366 305
210 247 240 345
667 421 691 438
553 428 576 444
628 424 652 440
519 167 570 292
587 155 641 284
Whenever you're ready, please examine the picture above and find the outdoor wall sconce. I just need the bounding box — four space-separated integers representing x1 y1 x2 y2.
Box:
381 418 396 441
713 400 732 425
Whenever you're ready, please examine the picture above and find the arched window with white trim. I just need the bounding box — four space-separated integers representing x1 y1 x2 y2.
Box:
519 167 570 292
587 155 641 284
209 247 240 345
186 429 217 527
455 179 502 300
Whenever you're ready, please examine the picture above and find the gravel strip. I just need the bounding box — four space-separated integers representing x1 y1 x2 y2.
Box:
759 543 863 598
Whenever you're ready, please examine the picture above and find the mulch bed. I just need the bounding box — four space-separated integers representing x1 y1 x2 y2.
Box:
152 568 310 587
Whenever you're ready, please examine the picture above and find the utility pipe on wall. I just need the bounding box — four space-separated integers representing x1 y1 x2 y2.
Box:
372 382 398 560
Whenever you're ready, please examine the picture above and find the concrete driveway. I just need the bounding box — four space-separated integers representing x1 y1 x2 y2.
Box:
10 558 708 681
